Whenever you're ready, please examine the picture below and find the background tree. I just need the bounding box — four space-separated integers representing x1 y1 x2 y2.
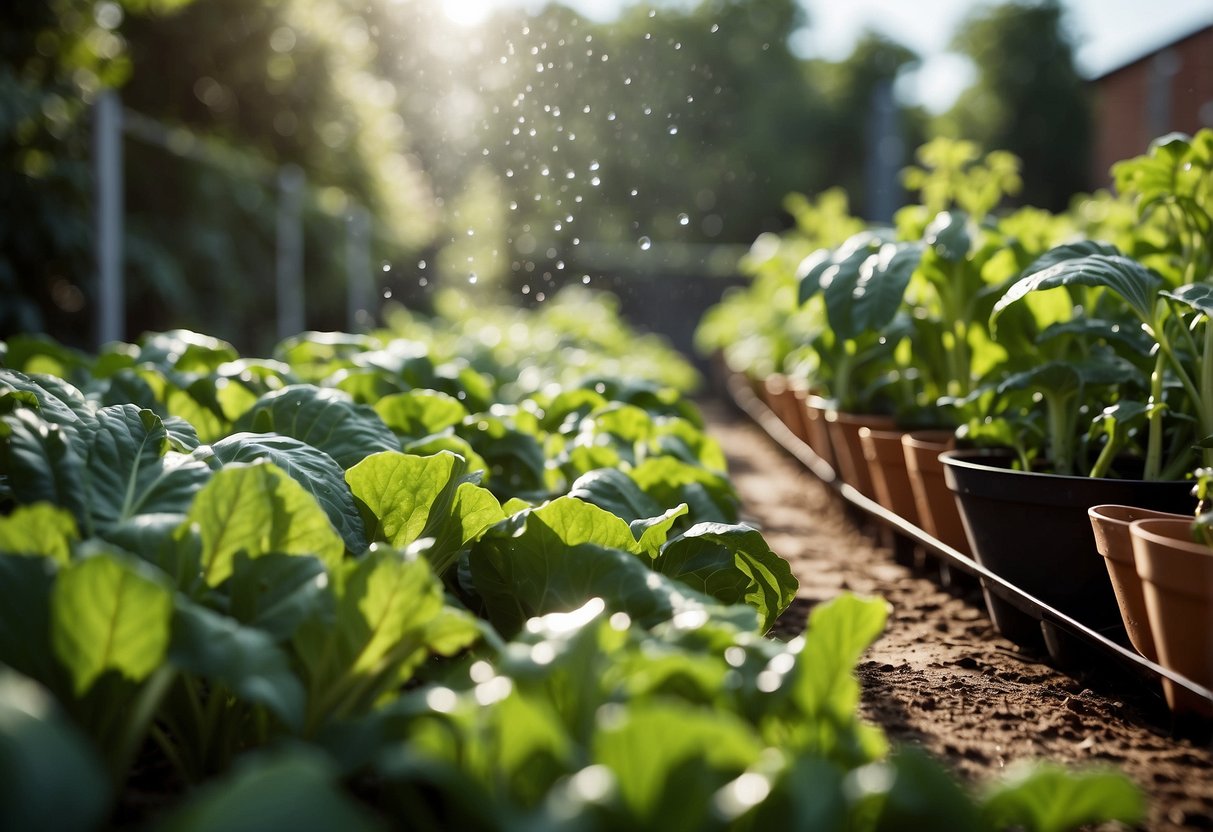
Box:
938 0 1091 211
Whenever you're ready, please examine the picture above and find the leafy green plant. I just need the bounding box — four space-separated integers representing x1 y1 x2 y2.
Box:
991 131 1213 478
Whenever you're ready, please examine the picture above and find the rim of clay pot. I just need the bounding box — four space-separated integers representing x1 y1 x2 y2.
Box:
902 429 956 451
1088 504 1192 528
827 410 897 429
1129 518 1210 558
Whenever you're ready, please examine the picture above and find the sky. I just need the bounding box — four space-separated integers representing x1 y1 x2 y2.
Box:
440 0 1213 111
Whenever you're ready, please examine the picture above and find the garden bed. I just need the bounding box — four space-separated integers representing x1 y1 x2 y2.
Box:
706 394 1213 830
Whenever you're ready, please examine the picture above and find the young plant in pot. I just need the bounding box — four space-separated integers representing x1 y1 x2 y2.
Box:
943 131 1213 650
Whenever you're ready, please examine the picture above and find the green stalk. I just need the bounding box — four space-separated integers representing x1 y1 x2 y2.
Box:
1144 349 1168 481
1045 391 1076 476
1202 317 1213 466
110 666 176 787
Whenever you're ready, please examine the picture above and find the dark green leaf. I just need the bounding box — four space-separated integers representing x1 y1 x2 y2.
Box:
234 385 398 469
170 598 306 731
226 554 333 642
992 253 1161 327
568 468 664 523
851 242 923 333
0 410 87 525
923 210 971 260
0 670 109 832
1161 283 1213 317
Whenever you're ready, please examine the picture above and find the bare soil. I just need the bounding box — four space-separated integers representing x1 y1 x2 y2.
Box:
704 401 1213 831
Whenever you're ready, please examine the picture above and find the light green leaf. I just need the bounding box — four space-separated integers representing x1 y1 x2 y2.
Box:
187 462 344 586
373 390 468 439
51 551 173 695
334 547 445 677
593 702 763 828
790 594 887 723
210 433 367 554
631 504 690 558
992 253 1161 327
345 451 503 576
0 503 78 563
981 763 1145 832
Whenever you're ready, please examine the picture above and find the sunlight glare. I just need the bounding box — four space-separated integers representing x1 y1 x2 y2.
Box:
441 0 496 27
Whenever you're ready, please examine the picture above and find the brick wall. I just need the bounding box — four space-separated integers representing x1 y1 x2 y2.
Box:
1091 25 1213 186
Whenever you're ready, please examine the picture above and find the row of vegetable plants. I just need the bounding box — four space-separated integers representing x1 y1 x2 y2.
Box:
696 130 1213 717
0 287 1142 829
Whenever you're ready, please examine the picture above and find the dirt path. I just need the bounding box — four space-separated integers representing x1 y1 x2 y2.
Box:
704 401 1213 830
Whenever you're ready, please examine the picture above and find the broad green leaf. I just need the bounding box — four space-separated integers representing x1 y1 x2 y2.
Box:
374 390 467 439
211 433 367 554
159 749 384 832
850 748 985 830
345 451 466 547
226 554 333 642
51 551 173 695
796 248 834 305
657 523 798 632
851 242 923 333
629 457 739 524
187 462 344 586
170 599 306 732
0 370 90 430
470 499 759 636
334 547 444 678
592 702 763 830
456 415 548 500
0 556 61 688
136 330 238 373
0 410 87 523
402 433 489 479
630 504 690 558
235 385 399 469
345 451 503 574
0 503 77 563
568 468 664 522
789 594 887 727
0 670 109 832
923 210 971 260
980 763 1145 832
101 513 201 590
1162 283 1213 317
83 404 212 532
992 253 1161 327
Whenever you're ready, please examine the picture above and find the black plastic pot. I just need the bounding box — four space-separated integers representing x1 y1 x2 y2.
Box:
940 449 1196 652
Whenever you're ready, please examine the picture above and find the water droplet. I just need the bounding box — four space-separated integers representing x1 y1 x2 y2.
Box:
565 170 575 179
467 228 475 236
418 259 427 269
687 95 695 103
554 222 563 231
590 176 601 187
668 125 678 135
382 263 391 272
582 275 591 284
556 260 565 269
638 236 652 251
468 274 478 285
419 277 428 287
630 189 639 196
643 106 652 116
383 288 393 298
522 284 531 294
536 292 546 302
583 105 591 113
572 237 581 245
678 213 690 226
607 112 616 121
710 23 719 33
509 201 518 210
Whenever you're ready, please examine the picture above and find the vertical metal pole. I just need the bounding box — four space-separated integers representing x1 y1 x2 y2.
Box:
276 164 305 340
345 206 372 331
94 90 124 347
865 80 902 225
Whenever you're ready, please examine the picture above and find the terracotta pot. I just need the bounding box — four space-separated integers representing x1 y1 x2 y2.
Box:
801 394 836 470
1130 518 1213 717
940 449 1195 650
826 411 896 499
1088 505 1190 662
761 374 802 438
859 427 920 525
901 430 970 556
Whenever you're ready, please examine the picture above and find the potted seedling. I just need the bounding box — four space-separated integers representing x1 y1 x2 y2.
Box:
942 131 1212 646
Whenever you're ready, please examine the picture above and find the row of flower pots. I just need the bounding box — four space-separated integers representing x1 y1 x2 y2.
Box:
754 373 1212 719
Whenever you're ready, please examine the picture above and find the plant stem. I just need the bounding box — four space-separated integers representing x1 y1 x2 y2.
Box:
1145 348 1167 480
111 666 176 788
1202 317 1213 466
